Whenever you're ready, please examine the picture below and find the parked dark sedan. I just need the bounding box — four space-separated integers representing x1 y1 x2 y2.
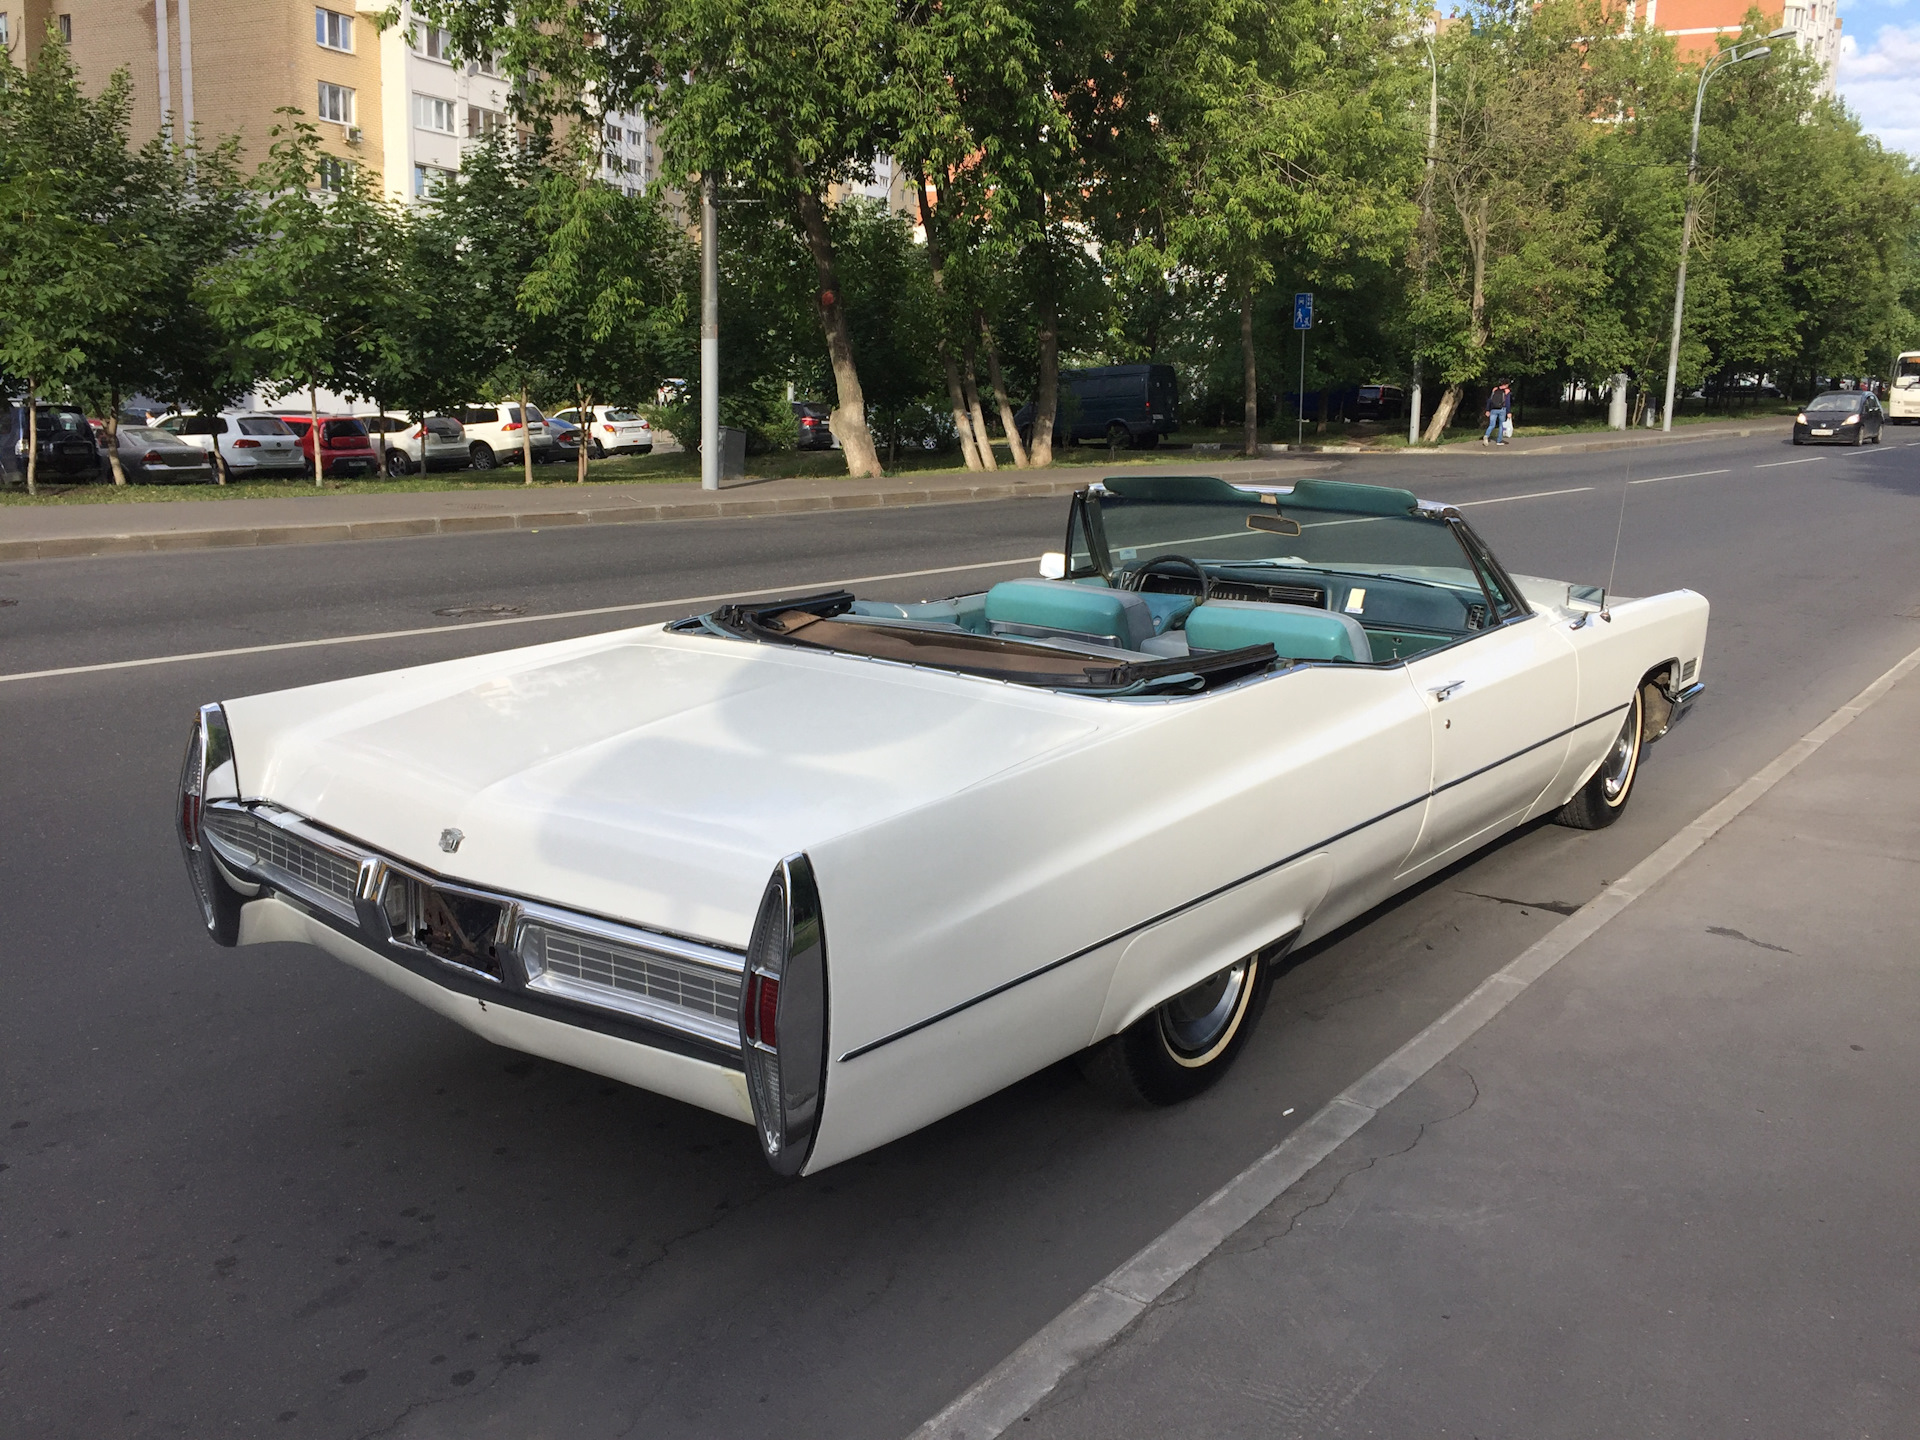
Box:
116 426 218 483
1793 390 1883 445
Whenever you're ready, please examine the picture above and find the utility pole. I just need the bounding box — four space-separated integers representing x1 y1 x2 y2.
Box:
700 172 720 491
1661 32 1788 432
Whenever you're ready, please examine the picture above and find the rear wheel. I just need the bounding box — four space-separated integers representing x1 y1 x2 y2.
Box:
1556 687 1645 830
386 449 413 476
589 438 607 459
1106 422 1134 450
1080 953 1271 1105
469 442 497 471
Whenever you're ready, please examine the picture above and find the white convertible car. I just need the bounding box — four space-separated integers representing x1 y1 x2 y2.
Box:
176 477 1707 1174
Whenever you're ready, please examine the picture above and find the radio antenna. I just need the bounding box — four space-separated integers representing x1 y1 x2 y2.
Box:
1604 445 1631 600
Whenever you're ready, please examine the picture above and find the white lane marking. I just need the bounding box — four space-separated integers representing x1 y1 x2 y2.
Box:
1755 456 1824 468
1628 468 1731 486
0 554 1045 685
906 635 1920 1440
1455 486 1592 506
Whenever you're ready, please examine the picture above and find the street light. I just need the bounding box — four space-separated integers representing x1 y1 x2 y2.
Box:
1660 30 1792 432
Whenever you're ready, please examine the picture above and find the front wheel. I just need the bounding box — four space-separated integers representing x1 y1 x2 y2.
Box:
469 442 497 471
1556 687 1645 830
1080 953 1270 1105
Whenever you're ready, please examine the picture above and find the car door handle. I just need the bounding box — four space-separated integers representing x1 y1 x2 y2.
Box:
1428 681 1466 702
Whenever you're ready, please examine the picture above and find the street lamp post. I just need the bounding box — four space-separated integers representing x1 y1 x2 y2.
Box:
1660 31 1790 432
1408 33 1438 447
700 172 721 491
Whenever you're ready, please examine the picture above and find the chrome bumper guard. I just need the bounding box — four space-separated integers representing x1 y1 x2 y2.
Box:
199 799 746 1063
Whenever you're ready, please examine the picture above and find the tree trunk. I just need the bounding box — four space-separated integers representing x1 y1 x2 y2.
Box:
106 385 128 486
914 174 984 471
794 187 884 479
979 314 1030 469
577 386 591 484
1240 281 1259 457
374 395 389 478
309 384 322 486
521 382 534 486
1029 299 1059 467
1423 383 1463 441
25 381 38 495
960 336 996 471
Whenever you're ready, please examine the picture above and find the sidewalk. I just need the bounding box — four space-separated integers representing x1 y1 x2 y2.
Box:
0 418 1785 562
979 654 1920 1438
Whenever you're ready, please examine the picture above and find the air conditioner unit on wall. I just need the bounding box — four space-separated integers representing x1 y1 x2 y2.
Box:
346 126 364 146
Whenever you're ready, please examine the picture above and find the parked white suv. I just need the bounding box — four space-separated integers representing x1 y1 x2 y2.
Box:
360 414 469 474
157 412 305 481
453 403 555 470
548 405 654 458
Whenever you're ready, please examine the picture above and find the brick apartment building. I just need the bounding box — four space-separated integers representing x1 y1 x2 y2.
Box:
1629 0 1842 97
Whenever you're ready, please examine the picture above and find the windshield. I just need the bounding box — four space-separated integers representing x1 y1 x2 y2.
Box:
1806 392 1864 412
1899 356 1920 383
123 428 177 447
237 417 292 436
606 409 642 422
509 405 545 423
1075 477 1508 606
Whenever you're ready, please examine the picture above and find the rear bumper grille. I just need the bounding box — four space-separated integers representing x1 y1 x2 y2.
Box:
199 799 745 1055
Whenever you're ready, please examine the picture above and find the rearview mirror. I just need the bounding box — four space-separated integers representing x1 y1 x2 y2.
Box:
1246 513 1303 537
1038 551 1067 580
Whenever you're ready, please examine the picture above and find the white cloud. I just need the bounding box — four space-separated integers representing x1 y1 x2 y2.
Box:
1839 25 1920 153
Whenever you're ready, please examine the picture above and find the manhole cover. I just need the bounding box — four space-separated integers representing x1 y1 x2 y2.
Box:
434 603 524 618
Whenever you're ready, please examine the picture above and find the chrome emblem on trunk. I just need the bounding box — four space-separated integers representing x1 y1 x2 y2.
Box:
439 828 464 854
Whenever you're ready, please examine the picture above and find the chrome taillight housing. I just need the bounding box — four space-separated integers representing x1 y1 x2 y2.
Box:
739 855 829 1175
176 703 245 945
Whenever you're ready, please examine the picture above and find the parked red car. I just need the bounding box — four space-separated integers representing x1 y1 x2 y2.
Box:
274 413 377 478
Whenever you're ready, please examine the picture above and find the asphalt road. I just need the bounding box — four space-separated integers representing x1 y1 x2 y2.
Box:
5 428 1919 1440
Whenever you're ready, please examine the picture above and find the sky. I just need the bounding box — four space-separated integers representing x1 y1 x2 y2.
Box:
1837 2 1920 155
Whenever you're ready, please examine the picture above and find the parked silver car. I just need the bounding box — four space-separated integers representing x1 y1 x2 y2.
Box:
157 412 306 481
116 426 218 484
360 415 469 474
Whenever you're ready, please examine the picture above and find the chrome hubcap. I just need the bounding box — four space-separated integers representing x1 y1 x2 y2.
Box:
1160 960 1251 1058
1601 708 1639 800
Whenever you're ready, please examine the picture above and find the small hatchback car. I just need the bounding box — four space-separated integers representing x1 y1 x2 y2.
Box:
550 404 654 458
274 414 378 478
360 415 469 474
159 412 306 481
1793 390 1884 445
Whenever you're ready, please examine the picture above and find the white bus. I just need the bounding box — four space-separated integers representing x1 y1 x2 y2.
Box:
1889 352 1920 422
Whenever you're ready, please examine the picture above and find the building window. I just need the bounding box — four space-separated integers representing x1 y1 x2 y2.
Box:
0 15 12 49
420 25 454 61
315 7 352 52
317 82 354 125
317 155 351 192
413 94 455 134
627 128 643 147
413 164 452 198
467 105 503 139
57 14 71 42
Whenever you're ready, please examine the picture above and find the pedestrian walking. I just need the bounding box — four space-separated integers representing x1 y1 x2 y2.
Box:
1482 380 1512 445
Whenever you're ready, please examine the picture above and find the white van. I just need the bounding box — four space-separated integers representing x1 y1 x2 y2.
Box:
1888 352 1920 423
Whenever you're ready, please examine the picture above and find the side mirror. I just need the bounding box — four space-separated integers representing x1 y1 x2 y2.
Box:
1038 551 1067 580
1567 584 1606 611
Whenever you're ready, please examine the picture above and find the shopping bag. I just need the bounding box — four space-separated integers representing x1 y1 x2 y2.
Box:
1501 413 1514 442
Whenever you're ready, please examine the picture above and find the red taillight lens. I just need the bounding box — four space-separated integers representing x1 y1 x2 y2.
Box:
143 451 163 464
502 420 522 431
603 423 617 432
756 976 781 1049
233 438 261 449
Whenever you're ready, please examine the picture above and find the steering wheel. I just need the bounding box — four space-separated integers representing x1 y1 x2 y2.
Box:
1127 553 1212 606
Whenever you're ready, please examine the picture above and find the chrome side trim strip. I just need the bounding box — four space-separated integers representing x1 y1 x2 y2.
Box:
838 701 1633 1063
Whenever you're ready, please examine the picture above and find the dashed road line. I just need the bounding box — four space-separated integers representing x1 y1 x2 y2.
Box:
1456 486 1593 506
1754 456 1825 468
1628 468 1731 486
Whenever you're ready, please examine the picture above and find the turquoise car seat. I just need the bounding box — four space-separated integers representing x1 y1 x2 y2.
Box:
984 579 1158 649
1184 601 1373 663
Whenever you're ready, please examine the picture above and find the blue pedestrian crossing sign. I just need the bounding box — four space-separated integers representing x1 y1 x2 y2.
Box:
1293 293 1314 330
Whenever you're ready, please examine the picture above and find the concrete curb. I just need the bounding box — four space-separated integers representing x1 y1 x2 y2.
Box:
0 478 1091 563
